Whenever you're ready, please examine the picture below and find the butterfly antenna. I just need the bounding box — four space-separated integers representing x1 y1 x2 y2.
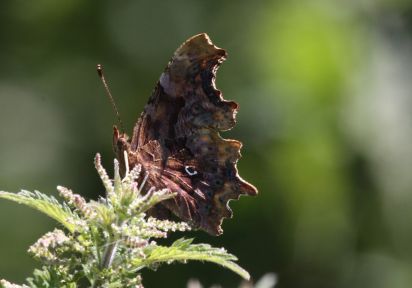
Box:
97 64 125 133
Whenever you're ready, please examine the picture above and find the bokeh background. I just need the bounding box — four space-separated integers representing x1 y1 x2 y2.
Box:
1 0 412 287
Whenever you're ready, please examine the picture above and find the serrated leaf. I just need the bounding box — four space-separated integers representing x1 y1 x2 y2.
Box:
131 238 250 280
0 191 77 233
171 238 194 248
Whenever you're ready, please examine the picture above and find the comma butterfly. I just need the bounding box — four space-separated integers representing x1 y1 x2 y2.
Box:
112 33 257 235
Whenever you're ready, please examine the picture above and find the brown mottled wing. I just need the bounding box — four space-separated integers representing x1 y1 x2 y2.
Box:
131 33 257 235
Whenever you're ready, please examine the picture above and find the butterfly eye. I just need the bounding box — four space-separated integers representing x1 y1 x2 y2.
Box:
185 166 198 176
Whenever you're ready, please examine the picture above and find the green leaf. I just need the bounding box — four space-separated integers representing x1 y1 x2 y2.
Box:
131 238 250 280
26 266 78 288
0 190 77 233
134 190 176 215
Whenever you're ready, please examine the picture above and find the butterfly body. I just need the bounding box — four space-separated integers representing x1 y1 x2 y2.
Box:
113 33 257 235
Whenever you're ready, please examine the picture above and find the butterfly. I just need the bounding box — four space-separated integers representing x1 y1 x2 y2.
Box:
112 33 257 235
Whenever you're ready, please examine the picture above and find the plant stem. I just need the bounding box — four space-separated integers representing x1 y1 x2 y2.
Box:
91 239 119 288
101 240 119 269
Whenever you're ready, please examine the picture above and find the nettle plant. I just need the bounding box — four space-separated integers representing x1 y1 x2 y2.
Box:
0 154 249 288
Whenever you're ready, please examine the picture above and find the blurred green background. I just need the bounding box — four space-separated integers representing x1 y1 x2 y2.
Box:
1 0 412 287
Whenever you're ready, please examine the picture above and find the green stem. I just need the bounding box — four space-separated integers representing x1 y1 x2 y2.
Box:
101 240 119 269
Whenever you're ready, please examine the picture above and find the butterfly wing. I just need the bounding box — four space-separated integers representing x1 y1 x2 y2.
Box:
128 33 257 235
